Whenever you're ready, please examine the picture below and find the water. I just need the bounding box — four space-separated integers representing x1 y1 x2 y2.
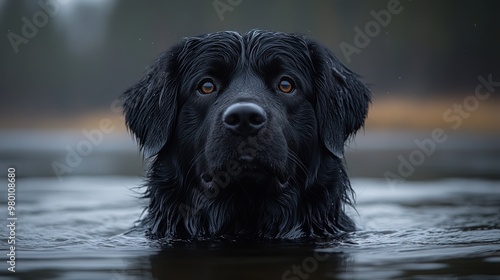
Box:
1 177 499 279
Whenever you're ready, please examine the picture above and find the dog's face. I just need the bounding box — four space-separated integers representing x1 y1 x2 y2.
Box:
122 30 370 239
176 32 322 195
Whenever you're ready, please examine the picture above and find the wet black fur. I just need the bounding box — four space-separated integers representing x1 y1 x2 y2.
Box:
122 30 371 240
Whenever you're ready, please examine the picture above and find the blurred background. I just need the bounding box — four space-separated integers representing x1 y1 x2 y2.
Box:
1 0 499 180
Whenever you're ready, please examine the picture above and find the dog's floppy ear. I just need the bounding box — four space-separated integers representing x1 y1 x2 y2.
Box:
121 45 182 158
309 42 371 159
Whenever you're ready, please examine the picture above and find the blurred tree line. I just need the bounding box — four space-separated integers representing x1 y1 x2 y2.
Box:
0 0 499 117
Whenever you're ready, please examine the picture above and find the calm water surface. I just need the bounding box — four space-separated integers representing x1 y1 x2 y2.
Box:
1 177 499 279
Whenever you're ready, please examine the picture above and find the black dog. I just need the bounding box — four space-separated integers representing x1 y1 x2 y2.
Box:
122 30 370 240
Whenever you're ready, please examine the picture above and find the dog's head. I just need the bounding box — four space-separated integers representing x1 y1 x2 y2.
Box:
122 30 370 238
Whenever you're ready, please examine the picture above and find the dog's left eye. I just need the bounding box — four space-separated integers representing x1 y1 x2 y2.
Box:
198 80 217 94
278 77 295 94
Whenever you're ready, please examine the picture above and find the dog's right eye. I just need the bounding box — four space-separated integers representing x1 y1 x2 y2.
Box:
278 77 295 94
198 80 217 94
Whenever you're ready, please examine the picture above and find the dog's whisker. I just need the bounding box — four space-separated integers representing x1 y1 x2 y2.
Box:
287 150 308 175
185 148 206 180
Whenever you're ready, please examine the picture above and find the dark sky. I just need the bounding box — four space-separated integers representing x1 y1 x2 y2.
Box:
1 0 499 116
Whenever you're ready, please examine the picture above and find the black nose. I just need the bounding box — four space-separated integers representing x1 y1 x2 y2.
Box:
223 102 267 136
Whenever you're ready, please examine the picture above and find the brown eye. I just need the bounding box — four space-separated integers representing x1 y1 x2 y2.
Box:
278 78 294 93
199 80 216 94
